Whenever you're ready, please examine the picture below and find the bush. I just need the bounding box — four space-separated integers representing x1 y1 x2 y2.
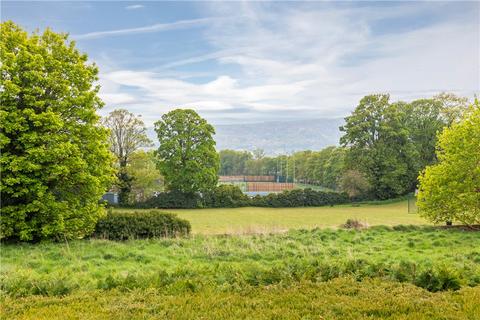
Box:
251 188 350 208
93 211 191 240
415 266 462 292
202 185 250 208
133 187 350 209
135 190 202 209
342 219 367 230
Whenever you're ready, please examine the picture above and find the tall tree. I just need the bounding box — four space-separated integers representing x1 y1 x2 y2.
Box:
417 102 480 226
103 109 151 205
0 22 115 241
340 94 416 199
154 109 219 193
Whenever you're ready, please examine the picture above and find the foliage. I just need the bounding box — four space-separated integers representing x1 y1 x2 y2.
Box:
218 147 346 189
340 95 417 199
417 102 480 225
219 149 252 175
340 93 471 200
342 219 367 230
338 170 371 199
134 187 349 209
103 109 152 205
134 190 202 209
154 109 219 193
251 188 349 207
202 184 250 208
126 150 163 202
93 210 190 240
0 22 115 241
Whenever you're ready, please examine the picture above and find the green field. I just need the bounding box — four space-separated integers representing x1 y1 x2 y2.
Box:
2 202 479 319
133 200 426 234
2 223 480 319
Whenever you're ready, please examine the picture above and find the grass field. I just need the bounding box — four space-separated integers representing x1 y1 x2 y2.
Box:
121 200 427 234
2 202 479 319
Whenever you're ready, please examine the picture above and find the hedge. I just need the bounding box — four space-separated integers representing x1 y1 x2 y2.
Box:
132 186 350 209
93 211 191 240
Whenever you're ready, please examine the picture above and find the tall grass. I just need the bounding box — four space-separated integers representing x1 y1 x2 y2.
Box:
1 226 479 297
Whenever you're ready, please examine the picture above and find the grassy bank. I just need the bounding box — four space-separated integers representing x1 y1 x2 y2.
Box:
3 278 479 320
119 200 426 234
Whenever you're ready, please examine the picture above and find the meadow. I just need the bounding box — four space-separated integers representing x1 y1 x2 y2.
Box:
2 201 479 319
148 200 426 234
2 218 480 319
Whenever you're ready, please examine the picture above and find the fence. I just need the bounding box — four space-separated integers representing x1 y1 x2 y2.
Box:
219 175 276 182
246 182 295 192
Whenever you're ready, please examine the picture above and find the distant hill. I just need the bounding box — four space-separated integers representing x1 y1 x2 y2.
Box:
214 118 344 155
146 118 345 155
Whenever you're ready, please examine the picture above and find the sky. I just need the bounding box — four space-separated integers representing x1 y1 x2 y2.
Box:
2 1 479 126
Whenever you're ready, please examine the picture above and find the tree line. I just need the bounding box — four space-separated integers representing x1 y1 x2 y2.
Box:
219 92 470 199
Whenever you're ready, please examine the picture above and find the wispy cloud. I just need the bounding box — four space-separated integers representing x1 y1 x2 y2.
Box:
73 17 217 40
97 2 479 124
125 4 144 10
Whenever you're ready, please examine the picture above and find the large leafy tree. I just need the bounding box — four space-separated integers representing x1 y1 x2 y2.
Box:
0 22 115 240
417 102 480 226
154 109 219 193
340 94 416 199
103 109 151 205
404 94 470 176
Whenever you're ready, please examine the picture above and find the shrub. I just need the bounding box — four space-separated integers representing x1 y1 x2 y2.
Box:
133 187 350 209
92 211 191 240
415 266 461 292
135 190 202 209
202 185 250 208
342 219 367 230
251 188 350 208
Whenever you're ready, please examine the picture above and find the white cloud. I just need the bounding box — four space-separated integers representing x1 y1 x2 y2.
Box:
125 4 144 10
73 17 216 40
98 2 479 124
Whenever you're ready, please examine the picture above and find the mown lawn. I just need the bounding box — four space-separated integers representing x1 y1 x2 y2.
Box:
119 200 426 234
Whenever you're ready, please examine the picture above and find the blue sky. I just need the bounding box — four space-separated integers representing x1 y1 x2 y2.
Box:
2 1 479 125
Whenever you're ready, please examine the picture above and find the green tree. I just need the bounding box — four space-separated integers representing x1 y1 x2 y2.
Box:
338 170 371 198
340 95 416 199
0 22 115 241
433 92 470 125
417 102 480 226
154 109 219 193
103 109 151 205
219 149 252 175
127 150 163 202
404 94 470 177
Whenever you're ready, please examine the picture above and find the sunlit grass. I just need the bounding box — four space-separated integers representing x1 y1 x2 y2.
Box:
119 200 427 234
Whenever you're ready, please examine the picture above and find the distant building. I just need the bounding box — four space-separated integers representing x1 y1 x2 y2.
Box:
102 192 118 205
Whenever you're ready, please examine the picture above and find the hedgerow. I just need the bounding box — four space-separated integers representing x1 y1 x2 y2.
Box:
132 186 349 209
92 211 191 240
